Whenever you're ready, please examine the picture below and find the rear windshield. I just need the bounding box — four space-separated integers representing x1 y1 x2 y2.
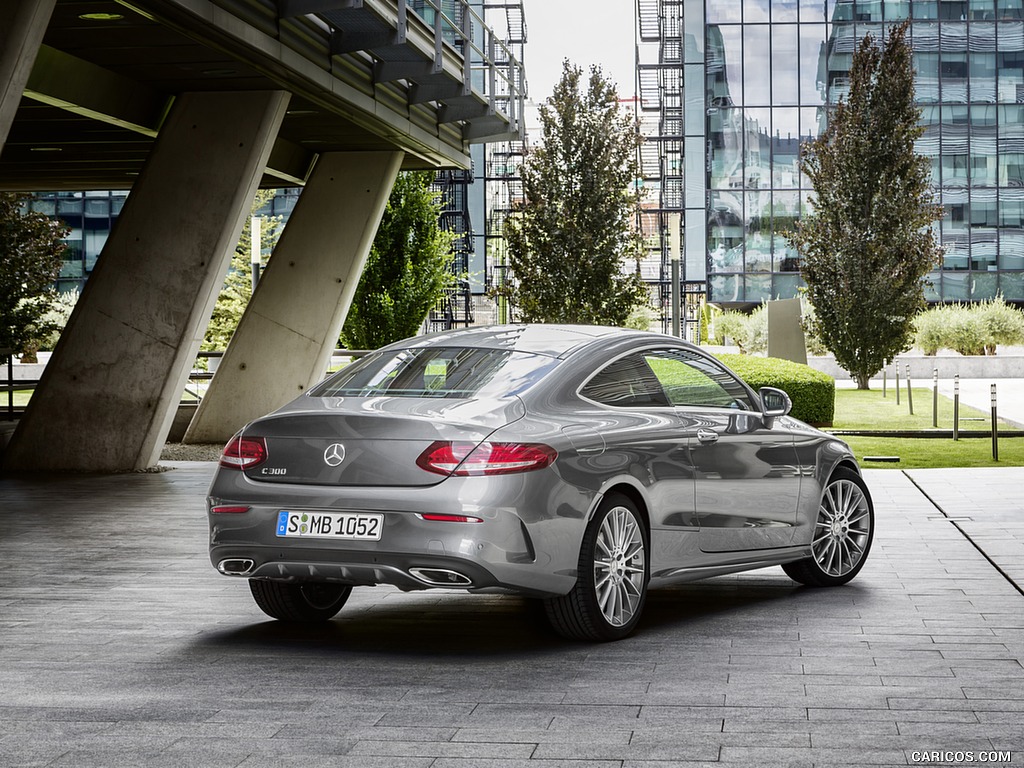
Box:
311 347 559 399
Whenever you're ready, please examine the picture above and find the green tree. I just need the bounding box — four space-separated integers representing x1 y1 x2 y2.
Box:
788 21 943 389
496 60 647 325
0 193 68 362
202 190 283 354
341 171 455 349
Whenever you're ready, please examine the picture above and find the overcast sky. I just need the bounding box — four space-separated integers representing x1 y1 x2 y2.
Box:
523 1 638 103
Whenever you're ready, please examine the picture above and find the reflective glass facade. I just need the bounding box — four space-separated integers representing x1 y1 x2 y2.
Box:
31 189 301 295
29 191 128 294
701 0 1024 304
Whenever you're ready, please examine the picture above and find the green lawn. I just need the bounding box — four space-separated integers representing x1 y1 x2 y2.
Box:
831 387 1020 469
2 390 33 407
832 387 1012 431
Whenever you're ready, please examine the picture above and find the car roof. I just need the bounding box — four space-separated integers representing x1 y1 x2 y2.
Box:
381 324 698 359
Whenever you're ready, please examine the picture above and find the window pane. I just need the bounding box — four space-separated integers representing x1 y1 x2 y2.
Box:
313 348 556 399
799 24 826 104
709 108 745 189
708 24 743 104
774 0 799 20
645 350 753 409
744 25 771 104
744 0 771 22
772 25 800 104
581 355 669 408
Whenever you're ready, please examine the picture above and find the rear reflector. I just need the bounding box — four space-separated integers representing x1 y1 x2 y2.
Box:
219 436 268 470
210 505 251 514
419 513 484 523
416 441 556 476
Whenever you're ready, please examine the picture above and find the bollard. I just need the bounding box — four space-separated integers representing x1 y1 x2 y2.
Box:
953 374 960 442
895 363 900 405
932 369 938 428
906 364 914 416
992 383 999 461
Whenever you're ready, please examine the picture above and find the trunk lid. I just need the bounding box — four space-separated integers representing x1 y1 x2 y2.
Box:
240 396 525 487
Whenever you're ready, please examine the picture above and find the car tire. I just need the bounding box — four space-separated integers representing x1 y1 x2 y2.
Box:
783 467 874 588
544 493 649 641
249 579 352 622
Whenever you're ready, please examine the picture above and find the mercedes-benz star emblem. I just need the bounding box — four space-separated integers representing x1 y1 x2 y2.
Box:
323 443 346 467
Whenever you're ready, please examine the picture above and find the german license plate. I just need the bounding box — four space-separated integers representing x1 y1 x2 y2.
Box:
276 511 383 540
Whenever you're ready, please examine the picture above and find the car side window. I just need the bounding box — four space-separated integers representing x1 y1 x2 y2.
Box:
580 354 671 407
643 349 753 410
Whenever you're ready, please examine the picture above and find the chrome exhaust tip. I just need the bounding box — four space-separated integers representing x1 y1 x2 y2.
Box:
218 558 255 576
408 567 473 587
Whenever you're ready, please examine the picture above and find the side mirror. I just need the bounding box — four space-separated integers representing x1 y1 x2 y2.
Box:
759 386 792 424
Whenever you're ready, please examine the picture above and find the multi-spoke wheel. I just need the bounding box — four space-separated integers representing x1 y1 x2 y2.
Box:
783 467 874 587
545 493 649 641
249 580 352 622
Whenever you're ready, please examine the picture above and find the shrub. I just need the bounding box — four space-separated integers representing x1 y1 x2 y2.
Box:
946 306 988 356
798 296 829 356
913 304 950 356
914 298 1024 355
978 296 1024 352
714 306 768 354
623 302 657 331
716 353 836 426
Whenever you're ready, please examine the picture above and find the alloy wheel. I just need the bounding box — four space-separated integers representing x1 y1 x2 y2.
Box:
811 478 871 578
593 505 646 627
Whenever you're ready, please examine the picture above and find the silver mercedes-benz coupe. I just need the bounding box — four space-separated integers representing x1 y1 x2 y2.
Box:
208 324 874 641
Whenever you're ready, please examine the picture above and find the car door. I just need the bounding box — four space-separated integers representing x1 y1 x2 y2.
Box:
643 348 802 553
577 352 699 539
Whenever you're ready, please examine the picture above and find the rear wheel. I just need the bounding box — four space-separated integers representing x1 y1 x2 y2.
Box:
249 580 352 622
783 467 874 587
545 493 649 641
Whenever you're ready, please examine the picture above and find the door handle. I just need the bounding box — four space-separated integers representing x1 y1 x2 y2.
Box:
696 428 719 444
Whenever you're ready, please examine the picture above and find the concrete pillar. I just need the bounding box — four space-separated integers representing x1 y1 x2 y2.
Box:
184 151 404 444
3 91 289 472
0 0 55 148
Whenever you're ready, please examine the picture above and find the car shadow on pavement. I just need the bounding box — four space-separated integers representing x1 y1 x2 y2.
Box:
191 574 813 657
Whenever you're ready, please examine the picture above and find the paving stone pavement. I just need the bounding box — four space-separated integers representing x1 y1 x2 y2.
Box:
0 463 1022 768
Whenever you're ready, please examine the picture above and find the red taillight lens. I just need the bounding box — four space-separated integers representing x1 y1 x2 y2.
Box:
416 440 556 476
210 505 251 514
419 513 484 523
219 436 268 470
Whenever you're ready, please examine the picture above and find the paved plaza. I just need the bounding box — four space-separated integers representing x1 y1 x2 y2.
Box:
0 463 1022 767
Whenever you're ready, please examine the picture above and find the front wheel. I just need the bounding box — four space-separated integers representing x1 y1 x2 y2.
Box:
249 580 352 622
783 467 874 587
545 493 649 641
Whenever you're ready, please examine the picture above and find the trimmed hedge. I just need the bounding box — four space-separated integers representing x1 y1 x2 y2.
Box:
715 353 835 427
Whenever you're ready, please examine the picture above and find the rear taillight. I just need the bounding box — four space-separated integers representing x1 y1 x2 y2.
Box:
219 436 268 470
416 441 556 476
419 513 484 523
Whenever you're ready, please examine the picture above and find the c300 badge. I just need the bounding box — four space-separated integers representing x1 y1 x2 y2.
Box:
323 443 346 467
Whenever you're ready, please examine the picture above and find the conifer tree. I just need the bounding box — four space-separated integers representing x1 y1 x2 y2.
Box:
497 61 647 325
789 21 943 389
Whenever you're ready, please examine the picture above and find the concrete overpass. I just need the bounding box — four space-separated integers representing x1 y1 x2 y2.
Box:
0 0 524 472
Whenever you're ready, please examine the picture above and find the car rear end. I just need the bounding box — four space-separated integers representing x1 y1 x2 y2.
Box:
207 343 581 597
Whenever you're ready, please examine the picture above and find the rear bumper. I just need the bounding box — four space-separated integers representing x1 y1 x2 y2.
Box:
207 470 589 598
210 544 544 594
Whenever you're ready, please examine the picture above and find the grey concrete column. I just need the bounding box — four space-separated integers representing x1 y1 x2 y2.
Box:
184 151 404 444
0 0 55 148
3 91 289 472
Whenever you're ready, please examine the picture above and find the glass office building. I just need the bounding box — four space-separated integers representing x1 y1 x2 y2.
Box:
638 0 1024 311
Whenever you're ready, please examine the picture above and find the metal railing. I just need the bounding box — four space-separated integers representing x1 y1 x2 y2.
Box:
308 0 526 141
1 348 16 421
1 349 376 420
